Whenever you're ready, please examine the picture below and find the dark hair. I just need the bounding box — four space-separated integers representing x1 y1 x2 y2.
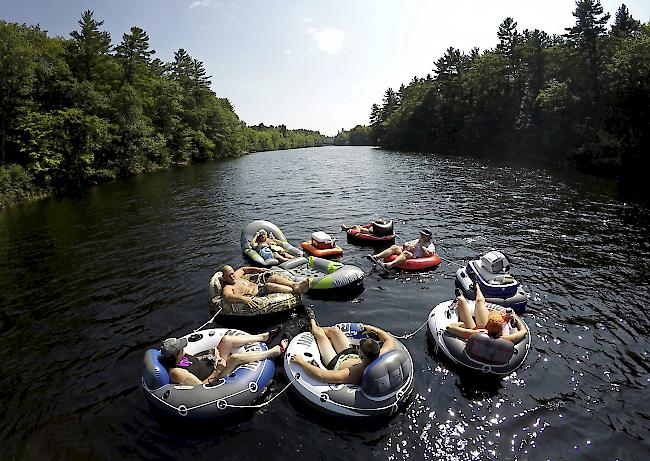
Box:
359 339 380 362
159 354 176 369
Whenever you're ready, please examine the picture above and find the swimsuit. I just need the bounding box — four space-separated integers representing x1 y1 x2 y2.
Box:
172 353 214 381
326 347 361 371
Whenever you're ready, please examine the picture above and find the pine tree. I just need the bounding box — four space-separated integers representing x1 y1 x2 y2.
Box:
115 26 155 84
611 4 640 36
68 10 112 82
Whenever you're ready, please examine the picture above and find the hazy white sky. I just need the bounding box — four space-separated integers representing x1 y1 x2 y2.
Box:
3 0 649 135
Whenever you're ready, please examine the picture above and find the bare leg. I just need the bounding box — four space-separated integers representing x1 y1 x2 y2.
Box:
267 274 297 287
374 245 402 260
217 333 267 356
218 345 282 377
474 283 489 327
385 252 407 268
265 277 310 295
323 327 353 353
274 253 289 262
310 319 337 365
456 294 477 329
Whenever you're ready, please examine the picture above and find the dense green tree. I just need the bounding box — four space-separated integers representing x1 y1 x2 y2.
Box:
114 26 155 85
0 13 326 209
611 4 640 36
365 1 649 193
67 10 112 82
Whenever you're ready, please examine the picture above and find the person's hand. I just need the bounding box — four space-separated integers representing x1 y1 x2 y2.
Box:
212 347 221 359
290 354 306 365
245 296 261 309
214 356 227 371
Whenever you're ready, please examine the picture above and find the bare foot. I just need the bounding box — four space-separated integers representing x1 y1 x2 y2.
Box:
294 278 311 294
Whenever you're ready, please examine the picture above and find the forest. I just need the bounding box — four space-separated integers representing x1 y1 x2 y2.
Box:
0 11 326 209
368 1 649 185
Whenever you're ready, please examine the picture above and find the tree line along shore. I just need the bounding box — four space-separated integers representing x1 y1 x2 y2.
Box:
0 10 330 210
2 1 649 209
367 1 649 201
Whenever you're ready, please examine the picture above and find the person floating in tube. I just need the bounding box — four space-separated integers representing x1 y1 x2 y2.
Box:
341 218 388 235
221 265 310 309
290 308 396 384
446 277 528 344
159 330 288 385
368 228 435 269
251 229 296 262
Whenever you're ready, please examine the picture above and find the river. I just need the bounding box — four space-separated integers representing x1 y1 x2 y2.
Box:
0 146 648 460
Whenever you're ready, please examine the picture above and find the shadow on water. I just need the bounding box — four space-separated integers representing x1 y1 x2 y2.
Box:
282 378 414 433
304 282 366 302
425 333 504 399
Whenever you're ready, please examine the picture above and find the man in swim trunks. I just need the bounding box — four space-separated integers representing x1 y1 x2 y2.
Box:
369 228 435 269
446 281 528 344
221 265 310 309
290 311 396 385
159 331 288 385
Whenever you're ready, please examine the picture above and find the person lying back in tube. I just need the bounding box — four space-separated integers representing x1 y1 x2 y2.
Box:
341 218 388 234
221 265 310 309
158 332 288 385
370 228 435 269
290 308 396 384
446 281 528 345
251 229 295 262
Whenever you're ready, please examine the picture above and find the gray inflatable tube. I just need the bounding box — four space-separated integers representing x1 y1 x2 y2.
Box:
241 220 303 266
283 322 414 418
142 328 276 419
273 256 364 291
427 300 531 375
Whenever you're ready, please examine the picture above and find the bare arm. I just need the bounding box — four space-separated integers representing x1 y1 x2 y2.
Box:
446 322 475 339
169 366 222 385
291 355 364 384
240 266 267 275
422 244 434 256
363 324 396 354
501 314 528 345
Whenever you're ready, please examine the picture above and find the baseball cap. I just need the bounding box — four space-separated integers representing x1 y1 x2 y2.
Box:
420 229 432 238
160 337 188 360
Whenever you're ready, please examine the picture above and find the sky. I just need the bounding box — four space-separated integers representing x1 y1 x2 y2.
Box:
3 0 649 135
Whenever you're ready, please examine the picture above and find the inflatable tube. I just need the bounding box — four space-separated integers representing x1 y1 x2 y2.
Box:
209 271 302 317
455 259 528 312
241 220 303 266
284 322 414 418
275 256 364 291
385 253 441 270
427 300 531 375
346 222 396 245
142 328 276 419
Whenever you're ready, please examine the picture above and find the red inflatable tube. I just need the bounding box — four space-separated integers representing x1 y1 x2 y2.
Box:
385 253 442 270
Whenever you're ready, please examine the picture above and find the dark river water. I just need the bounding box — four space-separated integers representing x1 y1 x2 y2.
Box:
1 146 649 460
